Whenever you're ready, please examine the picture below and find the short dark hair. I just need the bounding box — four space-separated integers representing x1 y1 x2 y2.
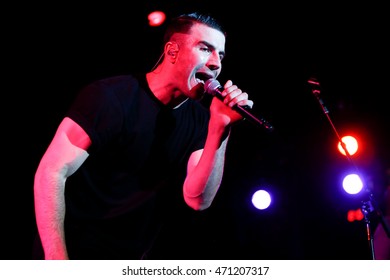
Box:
163 12 226 44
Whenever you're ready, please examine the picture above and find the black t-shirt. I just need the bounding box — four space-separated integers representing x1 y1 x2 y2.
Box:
63 74 210 259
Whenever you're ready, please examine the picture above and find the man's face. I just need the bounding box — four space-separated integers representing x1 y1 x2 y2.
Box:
173 23 226 100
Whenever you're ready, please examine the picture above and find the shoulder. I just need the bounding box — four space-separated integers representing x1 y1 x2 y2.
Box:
77 74 143 102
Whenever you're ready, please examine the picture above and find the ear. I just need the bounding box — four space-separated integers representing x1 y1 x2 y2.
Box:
165 42 179 61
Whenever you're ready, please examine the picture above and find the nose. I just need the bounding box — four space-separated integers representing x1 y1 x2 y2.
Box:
206 51 222 71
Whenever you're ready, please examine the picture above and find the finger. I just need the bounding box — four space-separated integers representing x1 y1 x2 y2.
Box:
226 90 249 107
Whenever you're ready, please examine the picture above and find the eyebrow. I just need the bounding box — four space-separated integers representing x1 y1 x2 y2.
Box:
200 40 225 59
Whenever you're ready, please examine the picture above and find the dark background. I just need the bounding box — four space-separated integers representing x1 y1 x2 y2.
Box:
8 1 390 259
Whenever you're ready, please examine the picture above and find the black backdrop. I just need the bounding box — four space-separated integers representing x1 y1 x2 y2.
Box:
7 1 390 259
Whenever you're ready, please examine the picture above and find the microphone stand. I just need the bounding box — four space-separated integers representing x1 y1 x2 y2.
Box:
307 77 390 260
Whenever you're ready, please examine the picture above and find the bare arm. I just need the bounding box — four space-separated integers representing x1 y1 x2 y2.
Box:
183 124 229 210
34 117 91 259
183 80 252 210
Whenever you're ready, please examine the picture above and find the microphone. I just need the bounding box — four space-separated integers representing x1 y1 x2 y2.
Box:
204 79 274 131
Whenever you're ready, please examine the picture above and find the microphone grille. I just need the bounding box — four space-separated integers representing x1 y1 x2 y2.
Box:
204 79 221 94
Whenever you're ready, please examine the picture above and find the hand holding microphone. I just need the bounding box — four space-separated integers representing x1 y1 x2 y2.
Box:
204 79 274 131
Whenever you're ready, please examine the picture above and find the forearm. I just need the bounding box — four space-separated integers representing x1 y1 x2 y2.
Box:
183 124 230 210
34 124 90 259
34 165 69 260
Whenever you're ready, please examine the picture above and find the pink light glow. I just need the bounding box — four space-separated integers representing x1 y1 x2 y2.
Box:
148 11 166 27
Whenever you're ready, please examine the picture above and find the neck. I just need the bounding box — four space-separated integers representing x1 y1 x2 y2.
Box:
146 68 188 108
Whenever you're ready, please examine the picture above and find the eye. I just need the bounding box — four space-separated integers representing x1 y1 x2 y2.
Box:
200 47 212 54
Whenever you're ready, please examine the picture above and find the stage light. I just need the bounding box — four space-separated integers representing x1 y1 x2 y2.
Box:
342 173 363 194
147 11 166 27
338 135 358 156
347 208 364 222
251 189 271 210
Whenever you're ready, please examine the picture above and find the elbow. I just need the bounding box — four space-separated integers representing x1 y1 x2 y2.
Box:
184 195 212 211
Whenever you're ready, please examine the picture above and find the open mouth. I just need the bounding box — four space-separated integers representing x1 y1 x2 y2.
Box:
195 72 213 83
